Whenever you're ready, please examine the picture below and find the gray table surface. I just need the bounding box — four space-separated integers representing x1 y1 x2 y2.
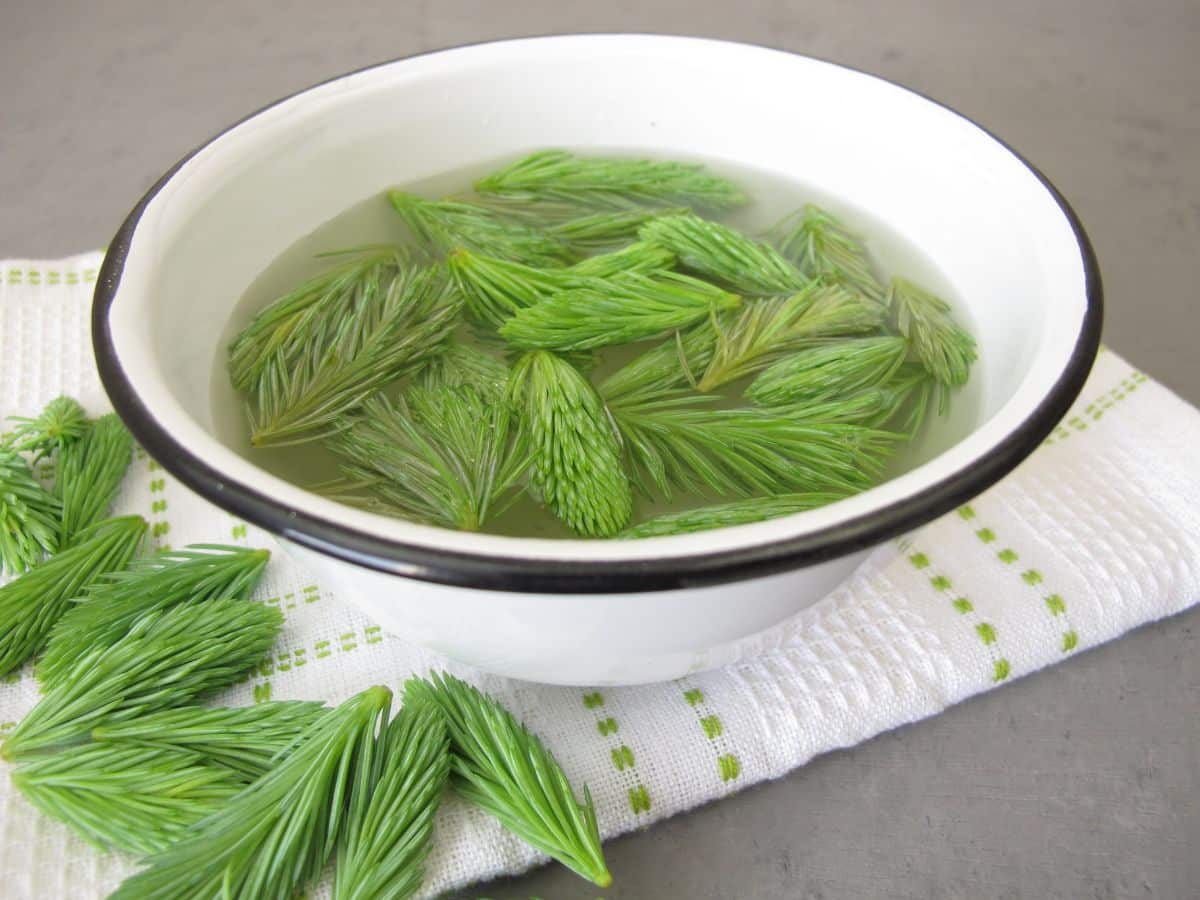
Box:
4 2 1197 897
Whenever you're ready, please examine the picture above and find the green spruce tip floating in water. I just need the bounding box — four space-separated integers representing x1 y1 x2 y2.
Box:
225 152 978 539
888 275 977 395
406 672 612 888
508 350 633 537
639 211 810 296
54 413 134 545
228 247 411 395
744 335 910 407
325 387 530 532
622 492 848 538
246 260 463 447
387 190 576 267
0 446 61 575
597 318 726 407
776 362 937 434
447 240 674 328
414 336 511 398
608 393 898 501
109 686 391 900
91 701 330 780
0 514 145 679
473 148 747 214
884 363 939 437
766 203 885 301
333 696 450 900
566 238 676 278
468 190 690 243
499 270 741 352
3 395 88 460
10 741 252 856
2 595 282 759
548 207 690 254
37 543 271 688
698 282 886 392
448 248 594 327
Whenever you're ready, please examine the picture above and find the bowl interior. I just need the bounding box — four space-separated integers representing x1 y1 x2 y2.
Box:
105 35 1091 565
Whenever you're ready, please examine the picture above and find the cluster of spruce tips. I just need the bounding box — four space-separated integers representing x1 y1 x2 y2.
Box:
1 395 612 898
228 149 977 539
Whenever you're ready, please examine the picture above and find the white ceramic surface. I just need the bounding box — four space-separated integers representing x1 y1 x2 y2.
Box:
95 35 1097 684
283 541 871 685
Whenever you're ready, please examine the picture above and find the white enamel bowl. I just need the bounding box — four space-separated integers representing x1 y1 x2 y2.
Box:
93 35 1101 685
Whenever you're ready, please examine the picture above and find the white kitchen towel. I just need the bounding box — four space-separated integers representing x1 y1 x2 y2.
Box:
1 252 1198 899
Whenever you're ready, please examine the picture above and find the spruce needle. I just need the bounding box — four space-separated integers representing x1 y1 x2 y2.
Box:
448 250 593 327
508 351 632 537
699 284 885 391
91 701 330 779
229 248 411 395
247 262 462 446
597 320 724 407
327 388 530 531
38 544 270 688
3 596 282 758
11 742 251 855
0 515 145 678
888 276 977 391
415 337 511 398
499 271 740 352
388 191 574 267
565 239 676 279
549 208 689 254
55 413 135 544
0 447 61 575
622 492 846 537
609 396 897 499
407 672 611 888
449 242 672 328
475 149 745 213
639 212 809 295
766 204 884 300
109 686 391 900
745 335 909 407
3 396 88 460
334 698 450 900
779 363 935 432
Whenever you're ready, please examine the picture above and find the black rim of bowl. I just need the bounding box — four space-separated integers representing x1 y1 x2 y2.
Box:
92 35 1104 595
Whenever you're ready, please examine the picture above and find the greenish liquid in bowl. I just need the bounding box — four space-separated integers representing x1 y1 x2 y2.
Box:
212 153 982 538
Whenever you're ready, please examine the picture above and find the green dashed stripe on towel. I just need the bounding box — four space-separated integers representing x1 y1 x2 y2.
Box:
141 449 173 550
251 624 386 704
900 537 1011 682
581 691 652 815
2 266 98 287
263 584 323 616
1043 370 1148 446
681 684 742 783
958 504 1079 653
